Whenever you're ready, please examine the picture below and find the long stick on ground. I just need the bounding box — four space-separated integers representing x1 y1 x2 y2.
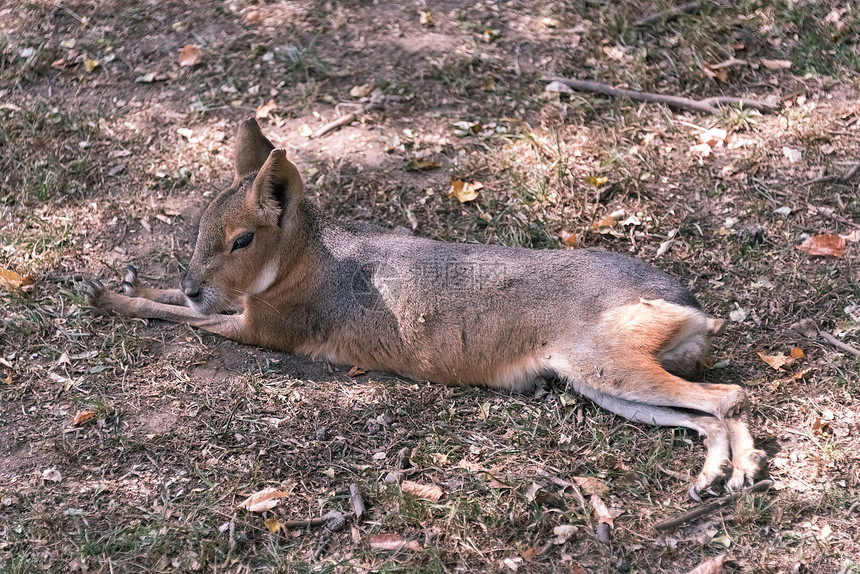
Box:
636 1 702 27
654 480 773 531
542 76 779 115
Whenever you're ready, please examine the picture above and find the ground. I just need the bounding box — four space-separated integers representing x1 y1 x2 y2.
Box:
1 0 860 572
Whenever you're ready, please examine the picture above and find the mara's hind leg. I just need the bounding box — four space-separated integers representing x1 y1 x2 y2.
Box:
597 299 745 419
572 385 732 500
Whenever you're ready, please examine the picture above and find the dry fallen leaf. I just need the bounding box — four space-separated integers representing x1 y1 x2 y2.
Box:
42 468 62 483
237 487 290 512
3 372 11 385
83 57 99 72
684 554 727 574
405 159 442 171
797 234 846 257
689 142 713 158
559 230 579 247
573 476 609 497
591 215 615 231
350 84 373 99
699 127 727 148
757 352 789 371
177 44 203 67
369 533 421 551
419 11 433 27
790 347 805 360
585 175 608 189
590 494 614 527
256 99 277 119
449 180 483 203
71 410 96 426
0 267 35 290
264 517 281 533
401 480 443 502
347 366 366 377
761 58 792 70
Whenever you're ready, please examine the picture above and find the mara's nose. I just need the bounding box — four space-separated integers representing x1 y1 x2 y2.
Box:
181 275 202 302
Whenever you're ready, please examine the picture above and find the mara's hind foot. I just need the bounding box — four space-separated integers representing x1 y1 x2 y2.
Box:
727 448 767 491
725 410 767 491
690 455 733 501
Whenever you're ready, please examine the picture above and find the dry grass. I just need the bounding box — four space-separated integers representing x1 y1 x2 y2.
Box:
2 0 860 572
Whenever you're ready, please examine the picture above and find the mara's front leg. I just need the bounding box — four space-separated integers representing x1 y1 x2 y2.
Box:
120 265 188 306
84 279 246 340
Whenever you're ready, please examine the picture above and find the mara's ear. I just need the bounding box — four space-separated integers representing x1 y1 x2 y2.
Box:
248 149 304 226
233 118 275 181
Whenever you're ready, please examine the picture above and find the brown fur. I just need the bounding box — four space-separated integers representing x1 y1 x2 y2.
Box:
86 118 766 499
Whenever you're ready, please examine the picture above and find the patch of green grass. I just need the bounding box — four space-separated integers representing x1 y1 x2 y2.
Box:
775 3 860 76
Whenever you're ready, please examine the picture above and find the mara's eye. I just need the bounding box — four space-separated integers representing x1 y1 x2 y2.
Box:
231 233 254 252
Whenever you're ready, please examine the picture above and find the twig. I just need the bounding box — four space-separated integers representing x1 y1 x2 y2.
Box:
313 95 401 138
636 1 702 27
349 483 365 521
653 480 773 531
818 331 860 357
312 530 333 560
280 511 354 530
541 76 779 115
806 204 860 229
805 162 860 186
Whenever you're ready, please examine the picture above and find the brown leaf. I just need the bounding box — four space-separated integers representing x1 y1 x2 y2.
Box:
347 366 366 377
177 44 203 67
703 65 727 83
790 347 805 360
401 480 443 502
83 57 99 72
684 554 728 574
812 417 832 436
369 533 421 552
3 372 11 385
560 230 579 247
237 487 290 512
245 10 262 24
71 410 96 426
699 128 727 148
573 476 609 497
256 99 277 119
590 494 614 527
521 546 538 561
757 352 789 371
591 215 615 231
0 267 35 290
570 565 588 574
448 180 483 203
761 58 792 70
797 234 846 257
405 159 442 171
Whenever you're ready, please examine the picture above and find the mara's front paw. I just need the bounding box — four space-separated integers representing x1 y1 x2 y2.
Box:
83 279 108 309
727 449 767 491
121 264 141 296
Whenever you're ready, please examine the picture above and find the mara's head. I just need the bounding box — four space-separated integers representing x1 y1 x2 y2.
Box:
181 118 305 314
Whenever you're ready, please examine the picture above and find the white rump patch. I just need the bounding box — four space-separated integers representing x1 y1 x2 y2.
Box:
248 260 279 295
